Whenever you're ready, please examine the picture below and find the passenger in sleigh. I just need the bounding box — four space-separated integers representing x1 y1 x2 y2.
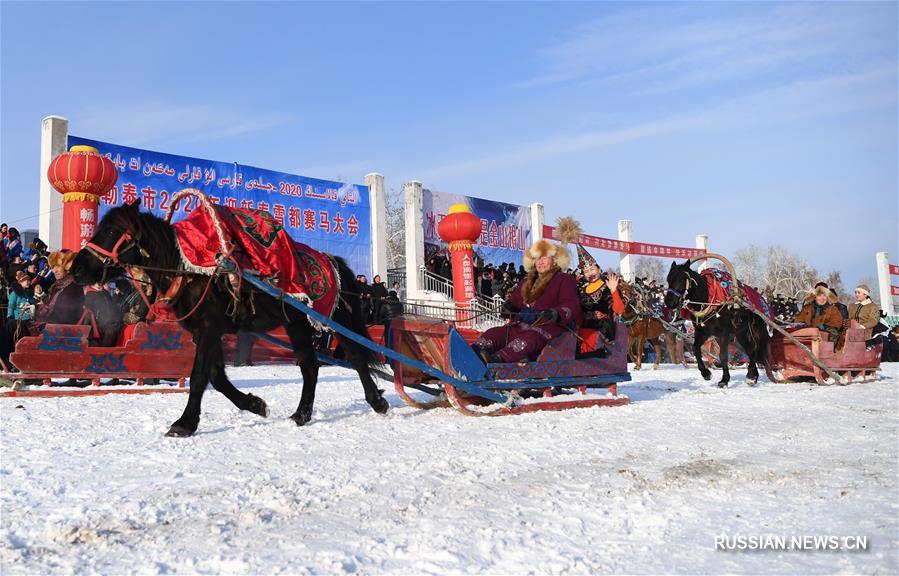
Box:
0 250 84 370
574 244 624 356
472 239 580 364
793 285 845 350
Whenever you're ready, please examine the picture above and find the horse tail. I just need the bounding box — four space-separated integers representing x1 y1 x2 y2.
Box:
330 256 381 372
744 310 771 368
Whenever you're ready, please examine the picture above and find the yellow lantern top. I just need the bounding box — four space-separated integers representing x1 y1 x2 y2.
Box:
447 203 471 215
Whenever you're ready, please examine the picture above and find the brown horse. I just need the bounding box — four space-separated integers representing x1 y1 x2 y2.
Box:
620 282 686 370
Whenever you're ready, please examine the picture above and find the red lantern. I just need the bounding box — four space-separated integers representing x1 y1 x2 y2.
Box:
47 145 118 250
437 204 483 323
437 204 482 251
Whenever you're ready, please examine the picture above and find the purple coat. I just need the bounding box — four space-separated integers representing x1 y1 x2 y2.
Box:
506 271 582 340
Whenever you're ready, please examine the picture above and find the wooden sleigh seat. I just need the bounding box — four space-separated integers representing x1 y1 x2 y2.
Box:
4 321 195 388
769 320 881 384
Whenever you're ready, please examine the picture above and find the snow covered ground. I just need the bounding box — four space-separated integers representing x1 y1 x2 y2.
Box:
2 364 897 575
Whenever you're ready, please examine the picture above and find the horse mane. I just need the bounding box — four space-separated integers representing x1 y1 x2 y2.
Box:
102 204 180 275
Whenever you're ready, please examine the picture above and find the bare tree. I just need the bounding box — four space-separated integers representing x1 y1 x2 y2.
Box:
764 245 818 298
634 256 667 283
824 270 846 303
733 245 766 289
385 186 405 268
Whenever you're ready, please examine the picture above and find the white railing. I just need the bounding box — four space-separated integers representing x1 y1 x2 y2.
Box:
418 267 454 299
411 266 510 329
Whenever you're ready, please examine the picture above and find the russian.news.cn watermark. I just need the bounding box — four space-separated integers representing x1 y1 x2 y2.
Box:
715 535 869 552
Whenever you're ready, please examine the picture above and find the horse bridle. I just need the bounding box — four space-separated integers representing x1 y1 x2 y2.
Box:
84 230 149 267
665 270 697 311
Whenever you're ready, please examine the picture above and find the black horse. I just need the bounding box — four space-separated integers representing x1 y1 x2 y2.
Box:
664 260 770 387
70 202 388 437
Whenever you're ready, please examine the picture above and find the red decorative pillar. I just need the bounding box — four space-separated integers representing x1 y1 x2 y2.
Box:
47 145 118 250
437 203 482 325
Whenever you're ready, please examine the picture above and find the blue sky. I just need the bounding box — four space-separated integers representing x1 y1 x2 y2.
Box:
1 1 896 288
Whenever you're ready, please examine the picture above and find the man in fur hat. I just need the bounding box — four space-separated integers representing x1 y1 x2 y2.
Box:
472 239 580 364
794 284 844 349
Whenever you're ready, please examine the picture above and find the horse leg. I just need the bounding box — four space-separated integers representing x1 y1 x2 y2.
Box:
635 324 645 370
329 300 389 415
734 328 759 385
343 339 389 414
693 329 712 381
677 337 687 367
653 337 661 370
717 330 731 388
284 321 320 426
166 333 213 437
208 340 269 417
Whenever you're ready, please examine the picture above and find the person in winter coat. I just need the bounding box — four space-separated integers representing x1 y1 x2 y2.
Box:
369 275 388 323
4 228 22 261
378 290 404 323
882 326 899 362
81 283 123 347
7 271 36 322
31 250 85 331
794 285 844 348
1 271 37 367
847 284 880 339
574 244 625 343
473 239 580 363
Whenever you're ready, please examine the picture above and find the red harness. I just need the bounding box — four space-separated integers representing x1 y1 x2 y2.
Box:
84 231 138 267
84 229 211 323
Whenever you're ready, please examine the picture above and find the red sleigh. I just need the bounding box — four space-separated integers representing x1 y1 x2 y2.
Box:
768 320 882 384
0 321 195 397
389 316 631 416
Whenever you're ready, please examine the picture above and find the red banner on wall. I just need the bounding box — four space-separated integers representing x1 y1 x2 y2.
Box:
543 225 704 259
889 264 899 276
891 285 899 296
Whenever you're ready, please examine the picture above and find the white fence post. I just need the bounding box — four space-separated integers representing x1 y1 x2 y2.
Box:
39 115 68 250
529 202 544 244
403 180 424 299
875 252 894 315
695 234 710 271
364 172 388 281
618 219 635 281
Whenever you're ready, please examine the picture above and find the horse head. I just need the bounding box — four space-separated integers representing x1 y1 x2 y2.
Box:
664 260 699 311
72 202 148 286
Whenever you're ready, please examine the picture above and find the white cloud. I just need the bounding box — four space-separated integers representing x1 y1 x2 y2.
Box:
517 3 895 94
420 64 896 181
73 102 294 146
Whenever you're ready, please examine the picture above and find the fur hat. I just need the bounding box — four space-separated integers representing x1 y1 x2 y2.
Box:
15 270 30 284
556 216 597 272
523 239 570 272
855 284 871 297
48 249 76 272
805 285 837 305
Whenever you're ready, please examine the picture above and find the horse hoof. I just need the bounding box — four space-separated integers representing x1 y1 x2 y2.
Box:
165 424 196 437
245 394 269 418
701 372 712 381
289 410 312 427
746 378 758 386
653 365 660 370
370 396 390 415
717 381 729 388
634 366 641 371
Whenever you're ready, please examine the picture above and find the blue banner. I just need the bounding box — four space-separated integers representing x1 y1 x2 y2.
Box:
422 189 531 267
67 136 373 277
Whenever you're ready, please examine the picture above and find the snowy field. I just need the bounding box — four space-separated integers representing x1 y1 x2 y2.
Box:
2 364 897 575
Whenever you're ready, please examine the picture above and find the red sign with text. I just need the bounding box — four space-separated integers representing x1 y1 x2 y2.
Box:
543 225 704 259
